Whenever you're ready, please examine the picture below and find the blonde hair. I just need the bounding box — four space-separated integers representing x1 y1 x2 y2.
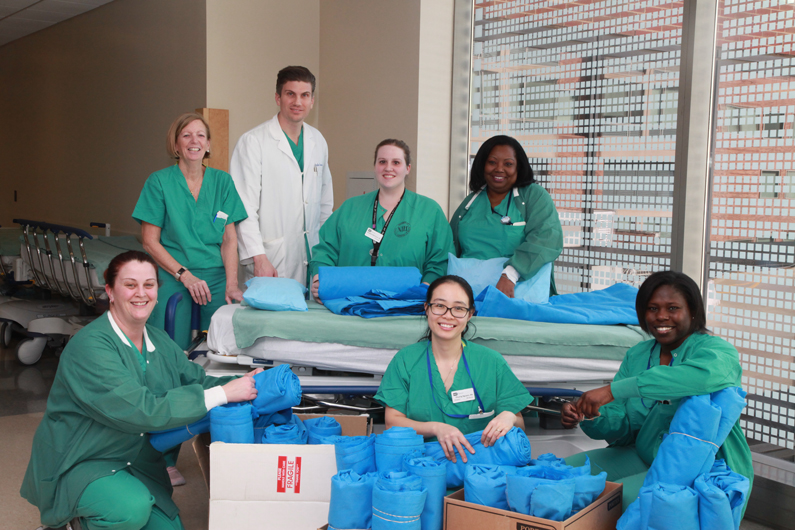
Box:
166 112 211 159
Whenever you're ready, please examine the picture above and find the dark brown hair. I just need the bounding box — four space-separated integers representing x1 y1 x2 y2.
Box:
373 139 412 167
105 251 159 288
276 66 316 95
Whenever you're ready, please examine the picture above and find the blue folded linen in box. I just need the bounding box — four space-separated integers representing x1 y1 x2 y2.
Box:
375 426 425 472
328 470 379 530
210 403 255 444
244 276 307 311
334 435 377 474
304 416 343 444
252 364 302 417
403 455 447 530
372 471 428 530
262 415 307 444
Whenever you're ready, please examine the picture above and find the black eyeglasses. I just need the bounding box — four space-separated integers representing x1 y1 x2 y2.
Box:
428 303 470 318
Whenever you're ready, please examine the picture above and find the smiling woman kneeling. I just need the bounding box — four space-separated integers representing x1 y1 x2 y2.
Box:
560 270 753 515
374 275 532 463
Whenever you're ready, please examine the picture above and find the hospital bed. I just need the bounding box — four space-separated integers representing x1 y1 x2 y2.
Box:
196 301 648 395
0 219 144 364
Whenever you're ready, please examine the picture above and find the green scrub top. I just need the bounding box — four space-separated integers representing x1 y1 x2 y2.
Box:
285 128 304 172
132 165 248 271
450 184 563 294
581 333 753 489
309 190 455 284
374 341 533 439
20 313 236 528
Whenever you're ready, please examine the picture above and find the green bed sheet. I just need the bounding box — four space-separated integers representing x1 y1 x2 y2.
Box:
232 301 648 360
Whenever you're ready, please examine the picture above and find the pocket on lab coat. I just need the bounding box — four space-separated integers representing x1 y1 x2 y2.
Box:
263 237 286 272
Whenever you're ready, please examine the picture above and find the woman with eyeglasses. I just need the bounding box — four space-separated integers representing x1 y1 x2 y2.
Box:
374 275 532 462
450 135 563 297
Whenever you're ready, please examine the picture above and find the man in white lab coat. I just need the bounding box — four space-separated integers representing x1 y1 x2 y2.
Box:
231 66 333 287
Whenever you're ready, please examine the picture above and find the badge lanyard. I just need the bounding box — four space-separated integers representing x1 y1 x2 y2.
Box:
641 341 673 409
491 191 513 225
425 341 494 419
369 190 405 266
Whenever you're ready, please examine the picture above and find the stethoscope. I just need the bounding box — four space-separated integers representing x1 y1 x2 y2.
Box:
425 341 495 420
461 186 522 226
641 341 673 409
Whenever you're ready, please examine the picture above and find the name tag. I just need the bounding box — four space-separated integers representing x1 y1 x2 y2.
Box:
451 388 475 403
365 227 383 243
512 221 526 227
468 410 495 420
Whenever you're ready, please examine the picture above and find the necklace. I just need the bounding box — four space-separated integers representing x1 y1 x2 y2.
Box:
186 178 202 200
440 353 462 388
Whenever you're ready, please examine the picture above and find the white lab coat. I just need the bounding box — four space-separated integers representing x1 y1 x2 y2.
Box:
230 114 333 285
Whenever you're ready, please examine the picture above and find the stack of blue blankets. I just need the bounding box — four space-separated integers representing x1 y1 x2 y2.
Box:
617 387 750 530
319 267 428 317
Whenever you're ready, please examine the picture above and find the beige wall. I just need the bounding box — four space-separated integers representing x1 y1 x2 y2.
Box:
0 0 207 235
206 0 321 153
318 0 422 209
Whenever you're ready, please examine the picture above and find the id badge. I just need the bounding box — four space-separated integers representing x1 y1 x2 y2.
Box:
468 410 495 420
365 227 383 243
451 388 475 403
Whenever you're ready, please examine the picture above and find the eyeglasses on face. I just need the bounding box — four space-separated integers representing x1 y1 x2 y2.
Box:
427 302 470 318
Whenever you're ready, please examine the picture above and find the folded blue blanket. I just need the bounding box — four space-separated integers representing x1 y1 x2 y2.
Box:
465 464 510 510
210 403 255 444
424 427 533 488
324 285 429 318
253 409 293 443
375 427 425 472
694 460 749 530
262 415 307 444
506 472 577 521
319 266 422 300
475 283 639 325
252 364 302 417
335 435 377 474
640 483 699 530
372 471 428 530
328 470 379 530
149 414 210 452
304 416 342 444
403 456 447 530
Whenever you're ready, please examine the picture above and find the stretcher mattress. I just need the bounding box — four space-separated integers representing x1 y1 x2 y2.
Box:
207 303 648 385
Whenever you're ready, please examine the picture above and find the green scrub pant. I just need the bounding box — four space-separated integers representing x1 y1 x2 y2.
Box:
565 446 649 513
77 470 184 530
149 267 226 350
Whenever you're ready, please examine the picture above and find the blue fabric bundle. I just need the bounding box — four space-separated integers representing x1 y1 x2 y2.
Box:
372 471 428 530
375 427 425 472
465 464 510 510
210 403 255 444
251 364 302 418
303 416 342 444
323 285 429 318
447 254 552 304
328 470 379 530
319 266 421 300
694 460 749 530
424 427 533 488
243 277 308 311
149 414 210 452
506 472 577 521
253 409 293 443
638 483 699 530
334 435 377 474
475 282 639 325
530 453 568 468
262 416 307 445
518 459 603 512
403 455 447 530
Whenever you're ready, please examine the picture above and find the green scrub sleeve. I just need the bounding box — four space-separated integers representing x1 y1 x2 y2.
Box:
495 361 534 415
219 174 249 225
421 205 455 284
613 337 741 402
504 185 563 281
579 400 635 445
449 198 468 256
132 174 166 227
373 353 410 416
59 333 212 434
308 207 343 279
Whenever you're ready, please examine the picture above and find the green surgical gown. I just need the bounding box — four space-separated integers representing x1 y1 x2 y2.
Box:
132 165 248 270
450 184 562 294
309 190 454 284
580 333 754 491
21 313 235 528
374 341 533 439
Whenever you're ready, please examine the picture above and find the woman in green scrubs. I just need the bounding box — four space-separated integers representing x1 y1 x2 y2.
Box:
374 275 532 462
309 139 454 302
133 113 247 351
560 271 753 514
21 251 260 530
450 135 563 297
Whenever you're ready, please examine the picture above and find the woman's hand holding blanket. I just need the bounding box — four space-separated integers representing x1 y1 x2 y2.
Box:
222 373 258 403
434 423 475 463
481 411 518 447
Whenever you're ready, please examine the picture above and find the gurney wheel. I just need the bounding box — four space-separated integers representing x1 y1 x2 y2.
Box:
0 321 11 348
16 337 46 365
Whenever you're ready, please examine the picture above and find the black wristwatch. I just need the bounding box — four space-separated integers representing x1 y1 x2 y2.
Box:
175 267 188 281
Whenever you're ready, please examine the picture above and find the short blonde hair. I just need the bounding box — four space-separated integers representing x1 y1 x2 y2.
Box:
166 113 211 159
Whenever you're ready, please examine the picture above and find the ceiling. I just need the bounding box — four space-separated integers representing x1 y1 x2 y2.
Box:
0 0 115 48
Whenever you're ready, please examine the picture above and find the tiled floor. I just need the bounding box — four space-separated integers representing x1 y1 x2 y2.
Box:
0 338 778 530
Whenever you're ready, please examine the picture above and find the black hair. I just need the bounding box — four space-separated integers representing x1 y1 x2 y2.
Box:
276 65 316 95
468 135 535 193
419 275 476 342
635 270 708 335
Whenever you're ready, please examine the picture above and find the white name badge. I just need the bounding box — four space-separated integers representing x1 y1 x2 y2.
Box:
451 388 476 403
365 227 383 243
469 410 495 420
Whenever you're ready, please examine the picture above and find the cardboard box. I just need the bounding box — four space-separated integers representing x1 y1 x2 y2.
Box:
203 413 370 530
443 481 622 530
